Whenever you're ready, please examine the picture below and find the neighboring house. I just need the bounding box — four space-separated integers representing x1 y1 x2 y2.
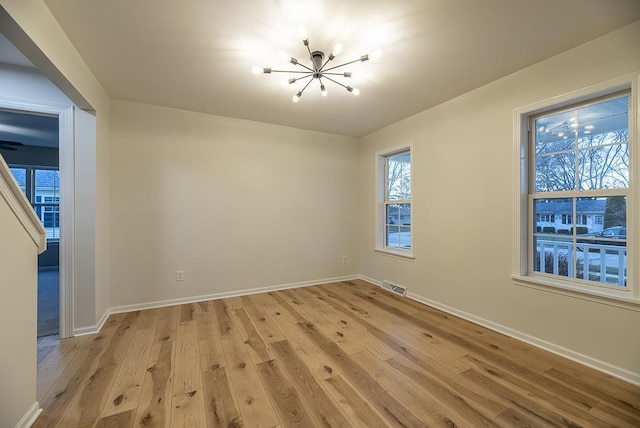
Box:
535 199 606 234
387 204 411 226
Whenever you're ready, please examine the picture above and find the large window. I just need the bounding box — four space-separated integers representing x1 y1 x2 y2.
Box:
9 166 60 241
377 146 413 257
514 79 637 306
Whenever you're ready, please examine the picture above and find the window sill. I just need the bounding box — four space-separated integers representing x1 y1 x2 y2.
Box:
512 274 640 312
374 247 415 260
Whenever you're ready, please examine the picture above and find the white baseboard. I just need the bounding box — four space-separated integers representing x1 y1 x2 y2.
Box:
74 308 111 336
15 402 41 428
74 275 360 336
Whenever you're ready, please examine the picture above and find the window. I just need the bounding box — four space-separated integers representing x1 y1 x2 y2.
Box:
377 145 413 258
9 166 60 241
514 79 636 307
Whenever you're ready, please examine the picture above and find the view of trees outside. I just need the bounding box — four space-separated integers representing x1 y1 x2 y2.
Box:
385 152 411 249
531 95 629 287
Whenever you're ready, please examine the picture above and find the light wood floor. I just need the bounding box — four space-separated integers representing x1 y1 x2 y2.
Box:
34 280 640 427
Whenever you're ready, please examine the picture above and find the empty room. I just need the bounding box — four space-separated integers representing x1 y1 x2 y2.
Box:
1 0 640 427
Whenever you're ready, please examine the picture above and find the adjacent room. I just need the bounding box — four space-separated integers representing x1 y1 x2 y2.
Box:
1 0 640 427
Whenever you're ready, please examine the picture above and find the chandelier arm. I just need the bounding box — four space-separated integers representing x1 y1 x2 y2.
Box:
322 72 350 76
298 77 315 96
319 57 334 71
322 75 350 90
268 70 314 74
323 57 367 72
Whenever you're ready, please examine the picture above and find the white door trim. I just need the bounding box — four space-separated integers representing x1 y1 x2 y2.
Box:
0 95 74 338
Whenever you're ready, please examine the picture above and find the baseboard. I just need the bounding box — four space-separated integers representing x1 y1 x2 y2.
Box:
15 401 42 428
74 308 111 336
74 274 359 336
406 290 640 387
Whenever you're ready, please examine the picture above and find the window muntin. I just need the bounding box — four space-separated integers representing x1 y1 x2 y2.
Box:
9 166 60 241
530 92 629 289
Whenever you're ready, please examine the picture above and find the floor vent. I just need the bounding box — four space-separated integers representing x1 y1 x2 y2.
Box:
381 280 407 297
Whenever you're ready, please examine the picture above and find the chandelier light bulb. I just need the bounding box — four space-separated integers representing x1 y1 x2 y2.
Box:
332 42 344 56
352 88 360 96
292 92 302 103
251 66 262 75
321 84 327 97
371 49 382 60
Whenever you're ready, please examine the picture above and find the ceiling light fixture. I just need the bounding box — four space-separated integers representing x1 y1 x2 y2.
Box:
252 38 375 102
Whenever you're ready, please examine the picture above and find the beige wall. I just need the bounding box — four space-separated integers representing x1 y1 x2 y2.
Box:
0 0 112 331
0 192 38 426
110 100 359 307
358 21 640 375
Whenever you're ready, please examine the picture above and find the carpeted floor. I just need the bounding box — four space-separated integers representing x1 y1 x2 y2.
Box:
38 269 59 337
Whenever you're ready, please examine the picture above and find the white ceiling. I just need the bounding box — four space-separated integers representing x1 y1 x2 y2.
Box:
16 1 640 136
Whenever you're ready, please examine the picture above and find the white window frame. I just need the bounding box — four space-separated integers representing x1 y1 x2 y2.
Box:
513 74 639 311
375 143 414 259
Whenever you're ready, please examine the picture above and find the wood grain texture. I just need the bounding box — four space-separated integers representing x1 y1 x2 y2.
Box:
34 280 640 427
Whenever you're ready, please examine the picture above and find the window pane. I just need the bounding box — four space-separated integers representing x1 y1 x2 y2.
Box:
533 235 572 277
386 203 411 226
578 144 628 190
9 167 27 194
386 226 400 247
534 110 576 155
535 153 575 192
35 169 60 200
534 198 572 234
576 96 628 148
387 152 411 200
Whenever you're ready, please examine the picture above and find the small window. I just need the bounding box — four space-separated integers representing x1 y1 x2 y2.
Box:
376 145 413 258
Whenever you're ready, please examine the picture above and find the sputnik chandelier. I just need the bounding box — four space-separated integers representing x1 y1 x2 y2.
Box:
252 38 375 102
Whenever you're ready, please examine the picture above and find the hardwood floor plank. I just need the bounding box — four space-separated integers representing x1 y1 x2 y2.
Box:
101 327 155 417
35 312 138 428
280 299 427 427
316 286 471 374
323 375 391 428
34 280 640 427
247 292 338 381
544 367 640 417
463 354 613 427
240 295 287 343
133 340 175 428
256 359 316 427
95 409 136 428
232 307 274 364
350 350 462 427
217 298 281 427
270 340 352 427
201 364 243 427
381 353 498 427
171 320 207 427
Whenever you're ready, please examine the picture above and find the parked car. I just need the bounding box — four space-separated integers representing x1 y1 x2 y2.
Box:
577 226 626 247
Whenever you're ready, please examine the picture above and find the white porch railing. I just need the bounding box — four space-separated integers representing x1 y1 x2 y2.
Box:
536 239 626 286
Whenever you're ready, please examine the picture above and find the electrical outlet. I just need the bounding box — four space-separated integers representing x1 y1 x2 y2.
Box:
176 270 184 282
342 256 348 264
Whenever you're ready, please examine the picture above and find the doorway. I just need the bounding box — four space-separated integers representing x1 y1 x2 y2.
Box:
0 98 74 338
1 110 60 336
